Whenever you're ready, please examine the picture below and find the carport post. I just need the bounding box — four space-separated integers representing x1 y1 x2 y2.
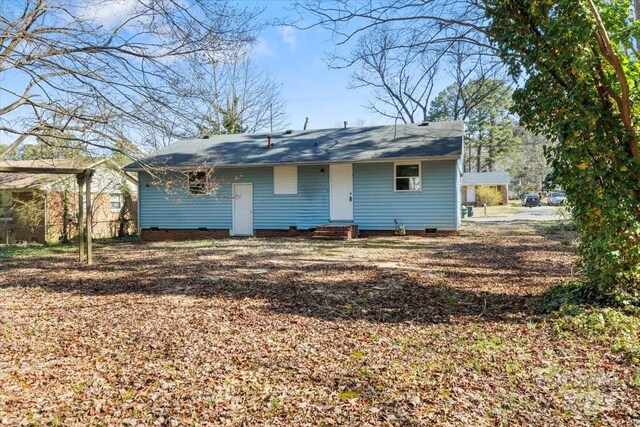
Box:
85 170 93 265
76 173 85 262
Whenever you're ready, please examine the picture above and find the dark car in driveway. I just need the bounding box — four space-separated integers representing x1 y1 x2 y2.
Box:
522 194 541 207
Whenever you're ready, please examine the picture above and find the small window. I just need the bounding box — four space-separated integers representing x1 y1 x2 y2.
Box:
189 172 207 195
274 165 298 194
110 194 122 212
394 163 421 191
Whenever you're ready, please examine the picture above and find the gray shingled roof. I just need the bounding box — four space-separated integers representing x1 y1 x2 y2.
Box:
125 121 463 170
461 172 511 186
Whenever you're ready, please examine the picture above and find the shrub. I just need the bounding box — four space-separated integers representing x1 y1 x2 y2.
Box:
12 193 45 231
475 185 502 206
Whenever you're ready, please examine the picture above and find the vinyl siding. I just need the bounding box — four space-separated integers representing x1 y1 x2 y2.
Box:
138 160 459 232
139 165 330 230
353 160 458 230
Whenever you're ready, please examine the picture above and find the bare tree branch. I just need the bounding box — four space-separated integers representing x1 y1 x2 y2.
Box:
0 0 263 159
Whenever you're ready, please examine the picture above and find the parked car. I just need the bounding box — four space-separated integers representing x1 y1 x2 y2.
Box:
547 191 567 206
522 194 541 207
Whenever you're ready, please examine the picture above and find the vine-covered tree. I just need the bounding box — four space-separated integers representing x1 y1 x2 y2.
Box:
486 0 640 304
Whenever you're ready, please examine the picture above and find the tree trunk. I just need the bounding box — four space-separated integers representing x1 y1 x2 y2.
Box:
488 145 494 172
476 143 483 172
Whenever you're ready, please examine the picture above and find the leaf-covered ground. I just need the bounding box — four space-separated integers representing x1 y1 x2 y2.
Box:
1 224 638 426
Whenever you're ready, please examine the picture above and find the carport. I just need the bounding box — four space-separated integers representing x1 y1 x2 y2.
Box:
0 161 96 265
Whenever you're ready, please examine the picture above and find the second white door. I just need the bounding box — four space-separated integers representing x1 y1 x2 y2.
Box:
232 183 253 235
330 164 353 221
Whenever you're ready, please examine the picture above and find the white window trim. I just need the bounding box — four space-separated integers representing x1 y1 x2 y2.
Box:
273 165 298 195
110 193 123 213
393 161 422 192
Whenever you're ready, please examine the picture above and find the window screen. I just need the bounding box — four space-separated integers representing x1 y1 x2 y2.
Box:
395 163 421 191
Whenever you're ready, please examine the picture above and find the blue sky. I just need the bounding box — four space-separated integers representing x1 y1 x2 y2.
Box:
249 2 389 130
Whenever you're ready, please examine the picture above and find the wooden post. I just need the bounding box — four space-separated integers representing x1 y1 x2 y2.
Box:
85 171 93 265
3 219 8 245
76 174 85 262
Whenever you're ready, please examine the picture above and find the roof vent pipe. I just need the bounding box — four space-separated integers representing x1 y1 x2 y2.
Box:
303 117 309 130
419 121 430 126
267 134 272 149
344 121 348 129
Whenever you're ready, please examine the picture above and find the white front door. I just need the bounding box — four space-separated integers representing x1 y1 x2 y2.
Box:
330 164 353 221
467 186 476 204
232 183 253 235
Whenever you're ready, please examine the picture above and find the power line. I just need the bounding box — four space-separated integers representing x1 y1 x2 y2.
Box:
287 94 371 102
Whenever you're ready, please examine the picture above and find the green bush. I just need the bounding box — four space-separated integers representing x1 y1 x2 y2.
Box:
475 185 502 206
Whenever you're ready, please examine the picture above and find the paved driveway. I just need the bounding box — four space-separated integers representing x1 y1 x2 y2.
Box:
465 205 569 222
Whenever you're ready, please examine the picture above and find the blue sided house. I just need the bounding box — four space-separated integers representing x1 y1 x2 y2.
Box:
125 121 464 240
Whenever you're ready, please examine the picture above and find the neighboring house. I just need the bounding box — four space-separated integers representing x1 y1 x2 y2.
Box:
125 121 464 240
461 172 511 206
0 159 137 244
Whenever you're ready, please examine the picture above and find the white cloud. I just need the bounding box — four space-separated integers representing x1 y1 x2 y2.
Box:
80 0 140 27
252 38 274 58
278 26 297 50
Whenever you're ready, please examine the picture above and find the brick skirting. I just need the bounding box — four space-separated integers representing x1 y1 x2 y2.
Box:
141 228 230 241
358 229 457 237
255 229 313 238
141 227 457 241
